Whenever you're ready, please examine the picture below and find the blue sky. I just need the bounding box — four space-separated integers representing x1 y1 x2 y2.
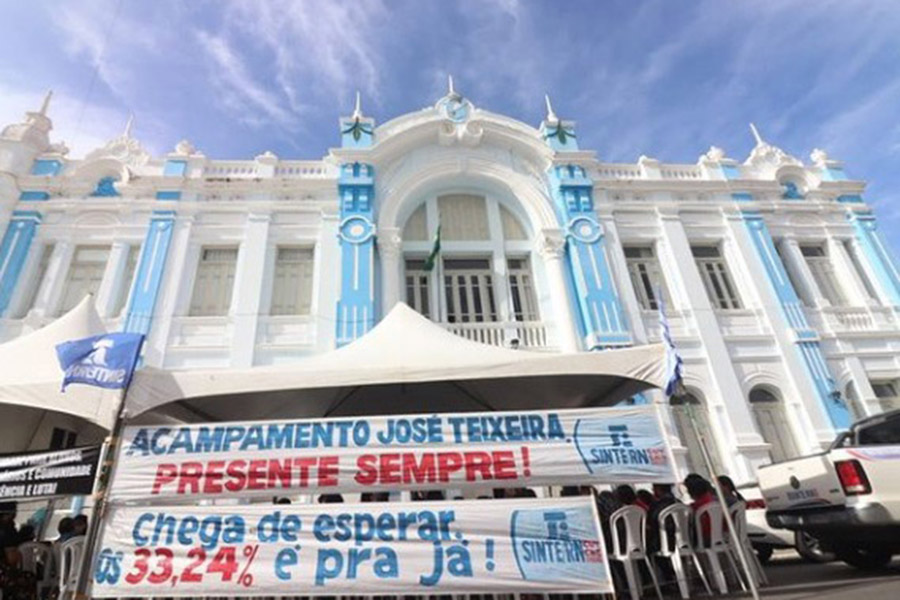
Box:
2 0 899 251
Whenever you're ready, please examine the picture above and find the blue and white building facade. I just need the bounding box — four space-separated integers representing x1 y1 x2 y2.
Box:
2 87 900 483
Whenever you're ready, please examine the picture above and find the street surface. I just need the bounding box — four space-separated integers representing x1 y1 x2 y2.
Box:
736 551 900 599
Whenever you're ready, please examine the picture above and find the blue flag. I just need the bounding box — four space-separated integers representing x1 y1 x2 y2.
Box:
657 292 684 397
55 333 144 392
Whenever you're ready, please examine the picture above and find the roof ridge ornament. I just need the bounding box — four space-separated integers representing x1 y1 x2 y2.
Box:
544 94 559 124
123 113 134 139
341 91 374 144
743 121 801 171
1 90 53 145
447 74 461 100
39 90 53 116
351 90 363 120
436 75 472 124
84 112 149 167
540 94 576 150
749 122 764 146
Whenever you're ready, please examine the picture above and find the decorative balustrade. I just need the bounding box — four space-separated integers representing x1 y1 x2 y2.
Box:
595 164 643 179
274 162 333 178
441 320 550 350
659 166 703 180
202 161 333 179
812 306 897 333
203 163 260 178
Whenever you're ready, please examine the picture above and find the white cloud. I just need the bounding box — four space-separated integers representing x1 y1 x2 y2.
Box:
195 31 295 127
53 0 158 103
211 0 387 115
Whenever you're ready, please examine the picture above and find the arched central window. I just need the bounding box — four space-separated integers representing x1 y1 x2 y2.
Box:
401 193 540 345
670 392 724 475
749 387 798 463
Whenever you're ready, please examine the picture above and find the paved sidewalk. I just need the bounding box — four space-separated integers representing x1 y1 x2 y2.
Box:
725 552 900 599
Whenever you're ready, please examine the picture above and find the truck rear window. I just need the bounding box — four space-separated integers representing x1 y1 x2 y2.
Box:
857 416 900 445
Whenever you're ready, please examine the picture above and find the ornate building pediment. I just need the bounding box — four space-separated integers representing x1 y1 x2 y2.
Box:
742 123 802 177
84 133 150 168
744 141 802 171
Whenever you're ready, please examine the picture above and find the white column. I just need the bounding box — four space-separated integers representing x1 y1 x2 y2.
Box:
230 213 270 367
95 241 129 318
780 239 826 307
844 357 881 417
599 218 689 465
144 215 194 368
378 227 402 312
315 214 341 353
486 199 513 323
537 228 580 353
726 214 832 451
657 211 765 480
600 216 649 343
32 241 73 318
846 237 894 307
829 237 875 307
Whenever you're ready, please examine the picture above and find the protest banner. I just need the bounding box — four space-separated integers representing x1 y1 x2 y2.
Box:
91 496 611 597
108 406 674 501
0 445 100 500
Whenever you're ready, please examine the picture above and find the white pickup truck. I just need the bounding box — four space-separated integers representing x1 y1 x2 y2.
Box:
758 409 900 570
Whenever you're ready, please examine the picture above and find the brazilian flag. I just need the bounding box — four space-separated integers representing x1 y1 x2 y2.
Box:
423 224 441 272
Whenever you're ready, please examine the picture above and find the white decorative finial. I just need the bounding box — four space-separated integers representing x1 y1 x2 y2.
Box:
448 74 455 96
352 91 363 119
749 122 764 146
544 94 558 123
810 148 829 166
704 146 725 161
39 90 53 116
123 113 134 138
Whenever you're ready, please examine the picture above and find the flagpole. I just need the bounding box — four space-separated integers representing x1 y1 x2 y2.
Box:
437 252 445 323
658 291 759 599
683 399 761 600
72 338 143 600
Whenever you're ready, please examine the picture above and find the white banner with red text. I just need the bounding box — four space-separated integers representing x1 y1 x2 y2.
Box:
91 497 612 597
109 406 674 502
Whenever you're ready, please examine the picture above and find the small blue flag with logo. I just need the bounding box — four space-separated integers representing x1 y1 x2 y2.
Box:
55 333 144 392
657 291 684 397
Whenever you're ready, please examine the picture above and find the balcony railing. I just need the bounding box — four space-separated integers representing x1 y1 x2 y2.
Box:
812 306 897 334
440 320 551 350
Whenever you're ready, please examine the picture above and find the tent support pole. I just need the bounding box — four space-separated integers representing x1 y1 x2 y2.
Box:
684 400 761 600
72 383 130 600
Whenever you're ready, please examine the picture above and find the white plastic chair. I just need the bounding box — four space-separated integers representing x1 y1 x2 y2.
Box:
609 505 663 600
18 541 55 599
656 503 712 599
694 502 742 594
58 536 84 600
728 500 768 587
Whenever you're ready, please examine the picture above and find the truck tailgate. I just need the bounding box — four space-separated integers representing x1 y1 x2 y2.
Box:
758 454 845 512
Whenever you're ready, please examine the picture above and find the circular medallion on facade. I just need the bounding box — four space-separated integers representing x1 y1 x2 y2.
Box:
338 215 375 244
567 216 603 243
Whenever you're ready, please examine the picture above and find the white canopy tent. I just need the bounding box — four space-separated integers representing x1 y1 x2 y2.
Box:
129 303 670 422
0 296 119 429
